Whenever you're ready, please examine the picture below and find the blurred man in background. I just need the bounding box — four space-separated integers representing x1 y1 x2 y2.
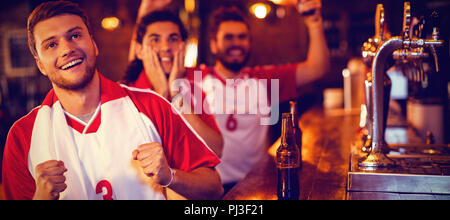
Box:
132 0 330 194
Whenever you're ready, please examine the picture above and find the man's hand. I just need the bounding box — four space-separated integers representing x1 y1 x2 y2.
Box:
132 143 173 187
168 42 186 99
140 45 170 99
297 0 323 28
294 0 329 87
33 160 67 200
139 0 173 18
140 43 187 101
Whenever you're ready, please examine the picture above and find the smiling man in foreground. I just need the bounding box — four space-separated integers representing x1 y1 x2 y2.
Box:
1 1 223 200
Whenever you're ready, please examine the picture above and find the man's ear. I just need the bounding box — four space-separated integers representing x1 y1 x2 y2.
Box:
92 38 99 57
135 43 144 60
210 39 217 55
35 57 47 76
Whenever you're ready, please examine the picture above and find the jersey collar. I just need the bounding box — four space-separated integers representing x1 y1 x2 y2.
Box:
41 72 127 134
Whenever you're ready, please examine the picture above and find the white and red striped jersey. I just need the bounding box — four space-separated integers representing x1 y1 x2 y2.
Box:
187 64 298 184
2 74 220 200
125 71 221 135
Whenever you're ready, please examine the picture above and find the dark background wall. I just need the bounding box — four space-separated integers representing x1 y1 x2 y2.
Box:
1 0 448 91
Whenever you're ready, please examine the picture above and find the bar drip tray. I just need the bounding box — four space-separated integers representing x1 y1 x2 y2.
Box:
348 142 450 195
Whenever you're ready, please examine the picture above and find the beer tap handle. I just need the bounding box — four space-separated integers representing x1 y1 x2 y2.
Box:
402 2 411 41
429 44 440 73
430 11 440 40
413 16 425 39
429 11 441 72
375 4 385 42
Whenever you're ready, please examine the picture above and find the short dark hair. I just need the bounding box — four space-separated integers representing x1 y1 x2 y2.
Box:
210 6 250 40
135 10 188 44
27 1 92 58
123 10 188 84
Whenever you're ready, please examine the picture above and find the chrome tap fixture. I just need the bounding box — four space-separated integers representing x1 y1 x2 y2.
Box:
360 4 389 153
359 2 444 169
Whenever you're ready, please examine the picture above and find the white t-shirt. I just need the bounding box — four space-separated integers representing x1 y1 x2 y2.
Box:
187 64 298 184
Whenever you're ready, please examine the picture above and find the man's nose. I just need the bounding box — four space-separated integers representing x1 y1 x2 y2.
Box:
60 39 76 57
159 39 173 53
230 36 247 46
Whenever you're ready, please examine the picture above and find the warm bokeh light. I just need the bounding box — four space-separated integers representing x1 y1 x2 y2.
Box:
270 0 283 4
360 104 367 128
250 3 271 19
269 0 297 5
185 0 195 13
268 137 280 157
276 7 287 19
234 193 277 200
184 38 198 68
342 68 350 78
101 17 120 31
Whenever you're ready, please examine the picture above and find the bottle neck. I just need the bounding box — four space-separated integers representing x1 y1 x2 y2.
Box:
281 115 295 146
290 101 299 128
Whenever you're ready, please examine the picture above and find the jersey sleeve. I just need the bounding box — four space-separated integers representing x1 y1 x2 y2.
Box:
188 82 221 134
252 63 299 103
126 89 221 172
2 112 37 200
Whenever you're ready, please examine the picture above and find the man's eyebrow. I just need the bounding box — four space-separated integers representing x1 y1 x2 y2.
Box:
66 26 83 33
41 26 84 46
169 33 181 38
148 33 161 38
41 36 56 46
238 33 248 38
224 33 246 36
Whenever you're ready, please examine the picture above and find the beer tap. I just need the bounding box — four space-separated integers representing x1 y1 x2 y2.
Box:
393 11 442 82
429 11 441 72
359 2 444 169
360 4 389 153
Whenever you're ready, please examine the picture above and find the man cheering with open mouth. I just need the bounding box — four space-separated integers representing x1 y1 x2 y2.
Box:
2 1 223 200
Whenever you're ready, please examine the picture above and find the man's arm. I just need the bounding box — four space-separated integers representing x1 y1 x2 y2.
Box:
295 0 330 87
133 143 223 200
169 167 223 200
181 112 224 158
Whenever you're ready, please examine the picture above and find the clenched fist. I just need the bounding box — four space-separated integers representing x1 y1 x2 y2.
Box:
132 143 173 187
33 160 68 200
297 0 323 27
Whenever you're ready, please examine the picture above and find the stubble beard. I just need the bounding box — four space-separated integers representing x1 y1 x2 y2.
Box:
216 49 250 73
50 58 96 91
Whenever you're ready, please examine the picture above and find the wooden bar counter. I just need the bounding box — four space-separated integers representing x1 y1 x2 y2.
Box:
223 106 360 200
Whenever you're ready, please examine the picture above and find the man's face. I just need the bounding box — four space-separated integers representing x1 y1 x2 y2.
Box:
140 21 183 75
211 21 251 72
33 14 98 91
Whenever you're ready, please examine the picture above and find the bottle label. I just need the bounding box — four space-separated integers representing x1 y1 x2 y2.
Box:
277 150 300 169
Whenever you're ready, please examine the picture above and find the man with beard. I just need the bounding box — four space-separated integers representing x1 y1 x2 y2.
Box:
2 1 222 200
134 0 330 193
205 1 329 192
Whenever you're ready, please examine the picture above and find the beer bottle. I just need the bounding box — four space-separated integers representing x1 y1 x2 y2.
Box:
290 101 303 170
277 113 300 200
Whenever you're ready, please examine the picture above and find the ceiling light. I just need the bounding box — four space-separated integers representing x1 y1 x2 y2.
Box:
250 3 271 19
